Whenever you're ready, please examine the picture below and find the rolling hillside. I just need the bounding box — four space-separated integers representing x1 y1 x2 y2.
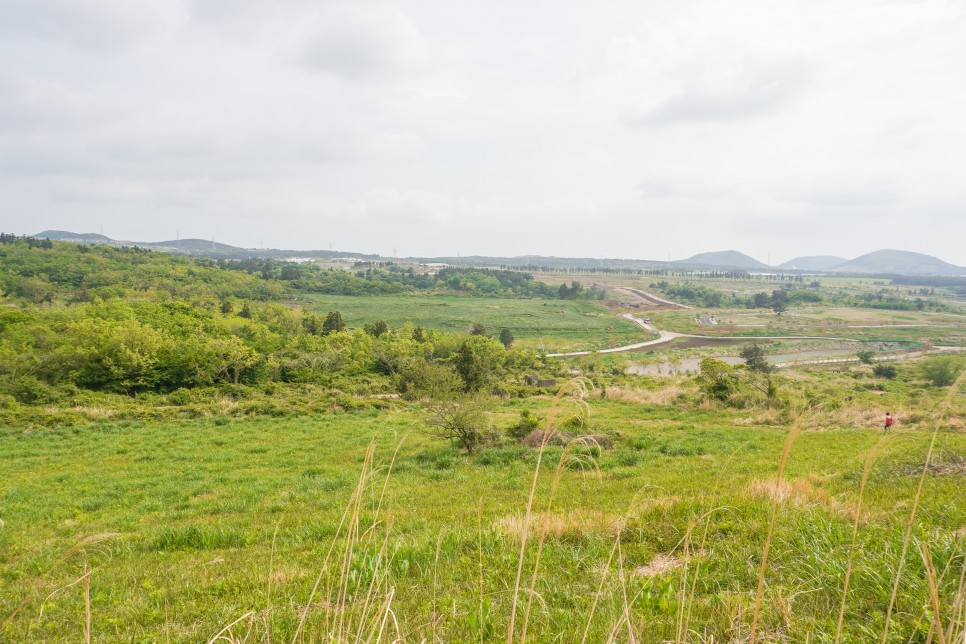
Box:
676 250 770 270
831 249 965 276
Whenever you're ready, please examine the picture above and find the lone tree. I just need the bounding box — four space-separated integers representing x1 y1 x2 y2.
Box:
499 327 514 349
740 344 777 399
470 323 488 336
426 394 493 454
920 356 963 387
771 289 788 316
322 311 346 335
365 320 389 337
697 358 740 401
740 344 772 373
454 342 487 392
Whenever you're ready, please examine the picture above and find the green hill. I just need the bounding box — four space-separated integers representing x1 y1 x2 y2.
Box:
831 249 964 276
676 250 770 270
35 230 112 243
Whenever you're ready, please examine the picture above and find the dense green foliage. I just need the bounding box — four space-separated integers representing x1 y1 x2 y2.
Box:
217 257 565 297
0 238 552 403
651 277 958 313
0 297 541 401
0 235 285 304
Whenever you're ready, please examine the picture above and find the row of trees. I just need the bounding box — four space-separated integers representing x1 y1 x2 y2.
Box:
651 280 953 313
0 294 543 402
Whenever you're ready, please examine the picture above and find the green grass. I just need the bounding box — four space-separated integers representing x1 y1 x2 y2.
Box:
649 308 966 346
304 293 648 351
2 375 964 641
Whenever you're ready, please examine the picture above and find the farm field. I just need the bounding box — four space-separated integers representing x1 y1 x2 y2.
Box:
1 368 964 642
644 309 966 346
304 293 650 352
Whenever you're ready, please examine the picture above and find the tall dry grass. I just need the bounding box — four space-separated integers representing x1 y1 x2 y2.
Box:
881 369 966 644
506 377 593 644
749 408 810 643
834 436 885 643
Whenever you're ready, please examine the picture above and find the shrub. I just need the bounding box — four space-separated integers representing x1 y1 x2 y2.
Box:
920 355 964 387
426 394 496 454
873 363 898 379
507 409 541 441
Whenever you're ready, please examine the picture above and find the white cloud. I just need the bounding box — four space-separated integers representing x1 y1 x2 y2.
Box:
0 0 159 52
297 5 429 80
0 0 964 264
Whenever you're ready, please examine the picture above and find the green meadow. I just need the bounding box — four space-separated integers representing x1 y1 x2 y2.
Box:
304 293 648 352
2 369 964 642
1 239 964 642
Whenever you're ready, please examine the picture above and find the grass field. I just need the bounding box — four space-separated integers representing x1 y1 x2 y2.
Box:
646 309 966 346
2 368 964 642
304 293 649 352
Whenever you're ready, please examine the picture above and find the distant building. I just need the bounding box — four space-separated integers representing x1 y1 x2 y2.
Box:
524 375 557 387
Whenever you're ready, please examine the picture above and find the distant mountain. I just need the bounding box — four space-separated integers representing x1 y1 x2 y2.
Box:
778 255 848 271
676 250 770 270
36 230 112 243
33 230 378 261
831 249 965 277
141 238 248 253
28 230 966 277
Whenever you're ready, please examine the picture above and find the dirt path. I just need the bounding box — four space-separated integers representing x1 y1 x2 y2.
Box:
546 314 864 358
616 287 692 310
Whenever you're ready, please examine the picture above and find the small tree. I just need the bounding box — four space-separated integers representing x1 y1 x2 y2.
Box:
454 342 487 392
322 311 346 335
507 409 540 441
873 363 898 379
856 350 876 365
739 344 772 373
426 394 493 454
920 356 963 387
697 358 740 401
470 323 488 336
365 320 389 337
499 328 514 349
739 343 777 399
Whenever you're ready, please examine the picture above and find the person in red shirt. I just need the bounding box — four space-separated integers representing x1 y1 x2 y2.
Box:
884 412 894 431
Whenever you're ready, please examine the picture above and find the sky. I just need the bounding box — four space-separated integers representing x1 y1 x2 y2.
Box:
2 0 965 266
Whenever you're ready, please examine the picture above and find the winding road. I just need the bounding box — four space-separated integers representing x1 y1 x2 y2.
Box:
546 314 862 358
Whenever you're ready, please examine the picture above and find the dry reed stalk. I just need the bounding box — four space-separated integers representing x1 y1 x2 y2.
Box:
520 436 600 642
267 524 280 624
506 378 589 644
479 500 485 644
84 561 91 644
881 369 966 644
2 532 117 634
432 532 443 643
834 436 886 644
206 610 255 644
678 507 730 643
749 409 808 643
945 556 966 643
617 538 637 644
292 444 375 644
580 536 620 644
919 541 948 644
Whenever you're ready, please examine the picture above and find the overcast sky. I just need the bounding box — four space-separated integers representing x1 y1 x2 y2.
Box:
2 0 965 265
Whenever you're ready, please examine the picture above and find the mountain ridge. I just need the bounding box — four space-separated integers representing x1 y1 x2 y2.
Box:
29 230 965 277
